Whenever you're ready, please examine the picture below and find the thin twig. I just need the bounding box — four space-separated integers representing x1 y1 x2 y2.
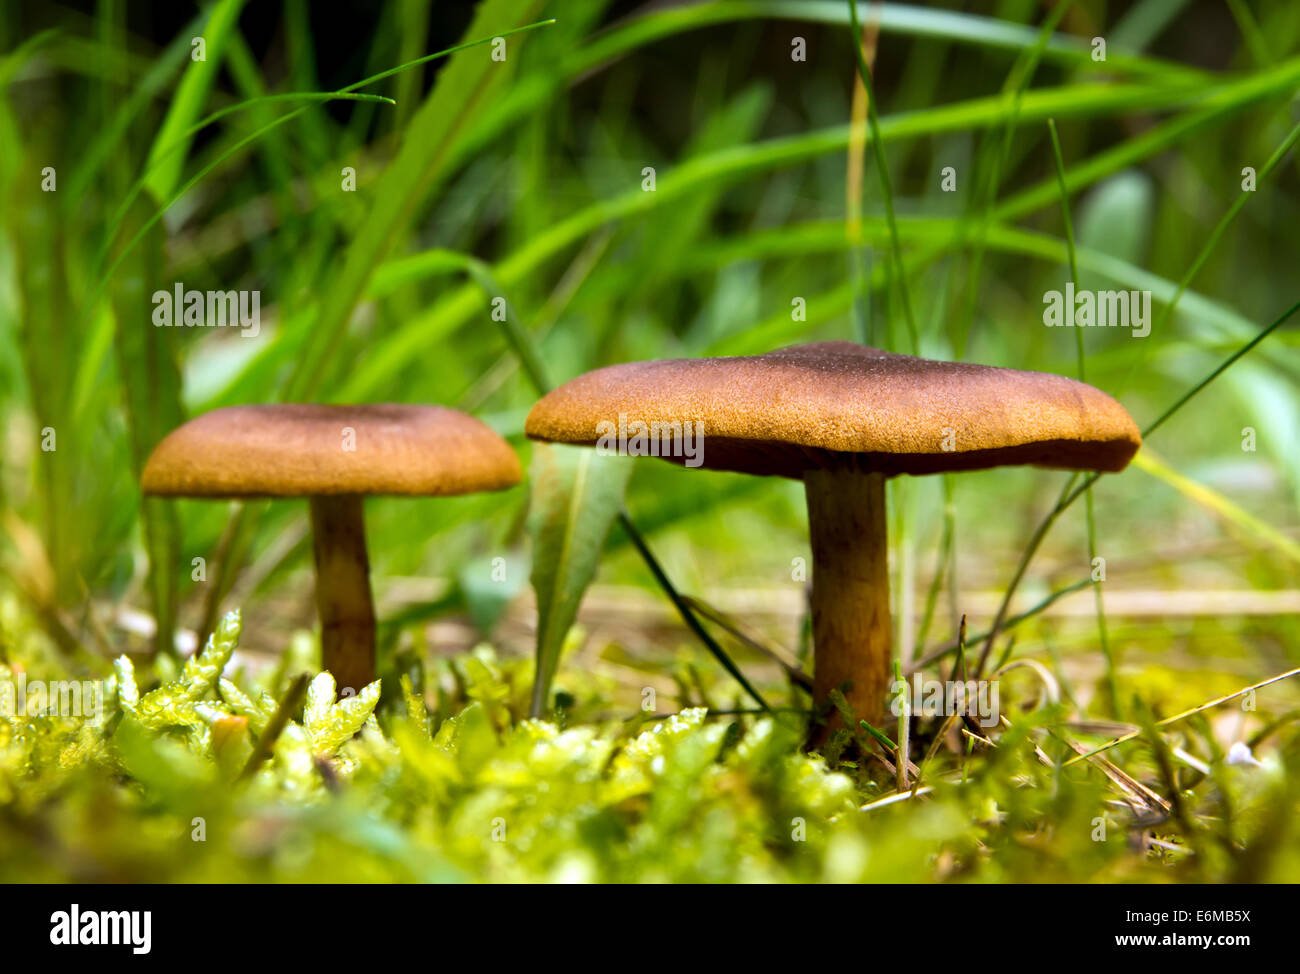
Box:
861 785 934 812
238 674 309 782
680 595 812 690
619 513 770 711
1063 666 1300 766
908 578 1092 673
894 660 909 790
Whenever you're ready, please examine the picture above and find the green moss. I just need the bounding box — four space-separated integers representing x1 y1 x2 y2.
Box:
2 607 1297 883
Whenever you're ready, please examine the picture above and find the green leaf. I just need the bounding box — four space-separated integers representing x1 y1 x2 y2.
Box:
436 701 498 776
219 678 270 734
286 0 552 399
175 610 241 700
400 674 430 740
142 0 248 202
303 673 382 756
134 610 241 731
527 443 632 717
303 672 336 730
114 656 139 712
113 717 218 808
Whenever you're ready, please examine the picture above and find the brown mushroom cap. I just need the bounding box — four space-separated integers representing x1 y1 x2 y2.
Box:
142 404 522 498
525 341 1141 478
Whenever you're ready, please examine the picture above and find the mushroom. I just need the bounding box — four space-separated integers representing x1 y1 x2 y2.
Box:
524 341 1140 738
142 404 522 693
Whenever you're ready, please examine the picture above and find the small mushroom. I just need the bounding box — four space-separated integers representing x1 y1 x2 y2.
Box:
525 342 1140 738
142 404 522 693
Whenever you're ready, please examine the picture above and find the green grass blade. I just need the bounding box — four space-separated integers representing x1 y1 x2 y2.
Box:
345 66 1291 397
142 0 248 202
846 0 917 352
66 13 202 201
1132 451 1300 568
957 0 1072 356
283 5 555 399
1117 113 1300 392
527 443 632 718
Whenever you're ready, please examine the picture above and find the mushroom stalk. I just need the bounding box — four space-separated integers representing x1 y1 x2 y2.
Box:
309 495 376 694
804 467 892 742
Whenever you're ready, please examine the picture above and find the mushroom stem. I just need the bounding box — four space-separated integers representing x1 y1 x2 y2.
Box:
309 495 376 694
804 467 892 744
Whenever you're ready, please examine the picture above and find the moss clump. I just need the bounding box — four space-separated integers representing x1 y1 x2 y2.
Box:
1 608 1297 883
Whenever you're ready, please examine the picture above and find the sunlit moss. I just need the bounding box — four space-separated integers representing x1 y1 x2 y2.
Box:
1 605 1297 882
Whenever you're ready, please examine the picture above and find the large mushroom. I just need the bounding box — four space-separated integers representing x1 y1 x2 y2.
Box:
525 342 1140 739
142 404 522 693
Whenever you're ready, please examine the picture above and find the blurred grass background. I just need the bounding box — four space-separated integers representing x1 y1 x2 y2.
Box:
1 0 1298 767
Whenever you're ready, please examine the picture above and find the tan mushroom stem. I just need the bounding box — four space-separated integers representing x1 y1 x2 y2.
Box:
309 495 376 694
805 467 891 742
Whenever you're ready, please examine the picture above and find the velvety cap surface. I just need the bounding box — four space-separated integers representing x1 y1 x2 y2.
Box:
143 404 522 497
525 342 1141 478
